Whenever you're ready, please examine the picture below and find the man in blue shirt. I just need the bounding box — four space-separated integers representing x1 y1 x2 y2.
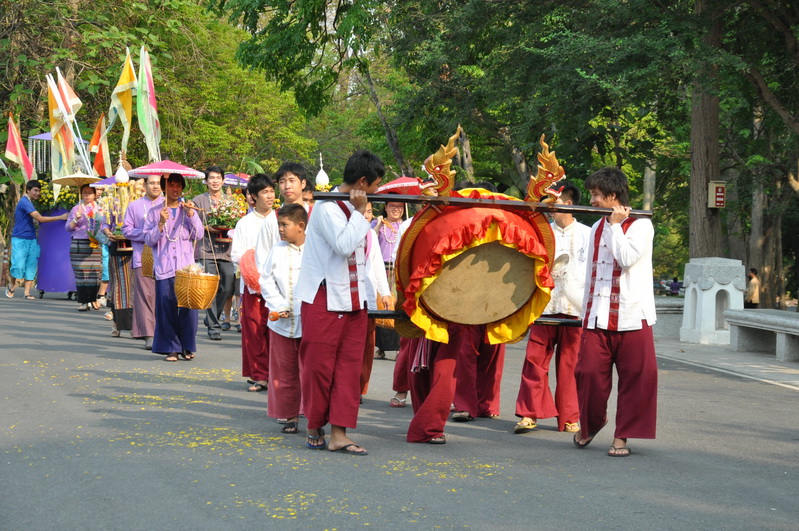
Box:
5 180 68 299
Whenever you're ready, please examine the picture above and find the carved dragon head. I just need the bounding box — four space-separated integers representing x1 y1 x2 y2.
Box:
525 135 565 203
423 125 463 197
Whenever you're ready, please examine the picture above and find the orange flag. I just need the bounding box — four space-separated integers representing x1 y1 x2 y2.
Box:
4 113 35 180
89 113 112 177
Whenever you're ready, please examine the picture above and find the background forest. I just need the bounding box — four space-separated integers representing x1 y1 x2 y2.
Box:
1 0 798 306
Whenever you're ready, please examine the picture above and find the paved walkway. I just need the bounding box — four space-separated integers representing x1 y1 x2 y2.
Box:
1 293 797 530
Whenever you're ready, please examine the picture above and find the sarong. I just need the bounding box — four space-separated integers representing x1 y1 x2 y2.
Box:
70 238 101 303
108 244 134 331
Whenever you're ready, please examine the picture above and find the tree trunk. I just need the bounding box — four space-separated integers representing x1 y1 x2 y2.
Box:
689 0 724 258
497 126 530 190
458 128 475 183
359 66 413 177
723 166 747 263
642 161 656 211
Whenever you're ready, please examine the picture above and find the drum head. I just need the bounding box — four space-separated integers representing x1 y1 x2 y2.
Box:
420 241 537 325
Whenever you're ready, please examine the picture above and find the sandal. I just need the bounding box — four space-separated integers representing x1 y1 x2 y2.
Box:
248 382 267 392
573 421 607 449
389 396 406 408
306 428 326 450
564 422 580 433
179 350 195 361
281 420 299 434
4 286 14 299
452 411 474 422
513 418 537 434
23 294 35 300
608 445 631 457
428 435 446 445
110 329 120 337
165 354 179 362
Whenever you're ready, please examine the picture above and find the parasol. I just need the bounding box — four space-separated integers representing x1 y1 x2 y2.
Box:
377 176 423 196
52 173 100 187
90 176 118 188
128 159 205 179
224 172 249 187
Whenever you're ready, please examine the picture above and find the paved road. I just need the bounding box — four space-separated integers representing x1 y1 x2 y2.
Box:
1 294 797 530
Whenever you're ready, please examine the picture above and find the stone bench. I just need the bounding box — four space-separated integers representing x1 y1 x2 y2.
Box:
723 309 799 362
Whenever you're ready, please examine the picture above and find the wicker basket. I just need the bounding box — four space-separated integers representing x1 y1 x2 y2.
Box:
175 270 219 310
141 245 154 278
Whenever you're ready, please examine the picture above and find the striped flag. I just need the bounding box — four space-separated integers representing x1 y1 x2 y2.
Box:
56 68 83 121
47 74 75 179
137 46 161 162
89 113 112 177
107 48 137 153
4 114 35 180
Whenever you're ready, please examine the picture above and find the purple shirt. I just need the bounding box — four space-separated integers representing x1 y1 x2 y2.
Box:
143 204 203 280
66 203 100 240
371 219 402 262
122 195 164 268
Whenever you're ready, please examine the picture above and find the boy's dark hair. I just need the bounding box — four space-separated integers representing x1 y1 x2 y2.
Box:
277 203 308 226
275 162 308 184
205 165 224 177
749 268 758 275
26 180 42 191
557 181 581 204
247 173 275 197
343 150 385 186
160 173 186 191
79 183 95 195
303 178 315 192
584 167 629 206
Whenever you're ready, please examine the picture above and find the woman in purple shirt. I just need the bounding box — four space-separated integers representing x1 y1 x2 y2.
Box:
65 184 103 311
144 174 203 361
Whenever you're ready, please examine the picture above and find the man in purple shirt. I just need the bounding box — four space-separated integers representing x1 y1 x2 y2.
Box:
122 175 164 350
5 180 68 300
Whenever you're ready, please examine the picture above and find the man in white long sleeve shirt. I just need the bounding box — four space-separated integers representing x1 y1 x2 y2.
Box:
231 174 275 392
295 150 385 456
573 167 657 458
515 182 591 434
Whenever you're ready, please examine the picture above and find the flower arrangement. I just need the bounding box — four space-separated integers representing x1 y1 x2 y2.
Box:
206 187 248 230
97 182 134 236
33 182 78 213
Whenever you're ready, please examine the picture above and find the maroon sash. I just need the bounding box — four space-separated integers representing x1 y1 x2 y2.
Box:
335 201 363 311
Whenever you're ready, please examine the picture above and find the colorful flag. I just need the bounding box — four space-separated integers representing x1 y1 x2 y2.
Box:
47 74 75 179
137 46 161 162
89 113 112 177
56 68 83 121
4 114 35 180
107 49 137 153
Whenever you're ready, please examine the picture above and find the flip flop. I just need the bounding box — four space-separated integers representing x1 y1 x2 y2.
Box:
281 421 298 434
4 287 15 299
306 428 326 450
23 294 35 300
573 421 607 449
389 397 406 408
608 445 631 457
513 418 537 434
428 435 446 445
329 443 368 456
248 382 267 392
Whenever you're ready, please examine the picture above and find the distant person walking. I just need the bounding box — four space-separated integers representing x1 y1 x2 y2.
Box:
744 268 760 309
5 180 68 300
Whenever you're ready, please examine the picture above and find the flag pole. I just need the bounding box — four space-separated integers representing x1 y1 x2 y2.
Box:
52 69 93 174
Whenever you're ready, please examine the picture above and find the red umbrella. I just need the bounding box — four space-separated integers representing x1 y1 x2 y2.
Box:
128 159 205 179
377 176 423 195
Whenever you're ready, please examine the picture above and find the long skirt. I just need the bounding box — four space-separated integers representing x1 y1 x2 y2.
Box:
153 277 198 355
70 238 101 303
131 268 156 339
108 252 134 331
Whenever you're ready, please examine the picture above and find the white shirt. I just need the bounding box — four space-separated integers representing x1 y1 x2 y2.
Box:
545 219 591 317
232 209 270 294
295 197 371 311
583 217 657 330
255 210 280 274
261 241 304 338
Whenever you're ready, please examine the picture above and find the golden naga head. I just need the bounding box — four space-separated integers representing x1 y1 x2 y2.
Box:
423 125 463 197
525 135 565 203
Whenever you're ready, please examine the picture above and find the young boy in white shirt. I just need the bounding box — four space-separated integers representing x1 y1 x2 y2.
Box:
260 203 308 434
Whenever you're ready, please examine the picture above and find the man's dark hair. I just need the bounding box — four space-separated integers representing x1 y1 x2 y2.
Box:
275 162 308 184
160 173 186 191
205 165 224 177
26 180 41 192
557 181 581 204
303 178 315 192
749 268 758 275
247 173 275 197
79 183 95 195
343 150 385 186
277 202 308 226
584 167 629 206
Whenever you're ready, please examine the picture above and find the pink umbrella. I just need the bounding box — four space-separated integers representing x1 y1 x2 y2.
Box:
377 176 423 195
128 159 205 179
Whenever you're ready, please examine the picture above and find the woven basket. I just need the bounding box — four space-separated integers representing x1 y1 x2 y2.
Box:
141 245 154 278
175 270 219 310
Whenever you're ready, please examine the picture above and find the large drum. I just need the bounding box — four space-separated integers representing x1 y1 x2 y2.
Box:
395 188 555 345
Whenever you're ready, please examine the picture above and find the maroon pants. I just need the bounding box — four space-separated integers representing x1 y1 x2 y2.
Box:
453 325 505 417
393 337 411 393
241 290 269 382
575 323 658 439
267 329 302 419
407 326 464 443
360 319 377 395
515 316 581 430
299 288 367 430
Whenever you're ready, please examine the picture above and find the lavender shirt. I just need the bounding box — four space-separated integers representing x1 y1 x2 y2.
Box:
370 219 402 262
143 204 203 280
122 195 164 268
66 203 99 240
